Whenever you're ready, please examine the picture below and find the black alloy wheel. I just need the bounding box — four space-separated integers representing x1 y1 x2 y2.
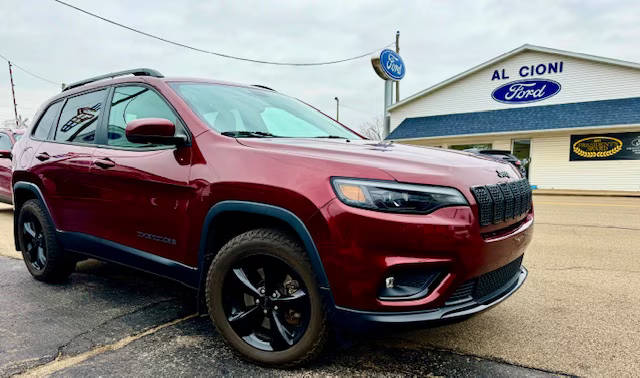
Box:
206 228 328 367
223 254 311 351
18 199 76 282
21 214 47 271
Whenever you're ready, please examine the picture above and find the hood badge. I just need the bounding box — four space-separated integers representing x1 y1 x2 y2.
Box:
367 140 394 151
496 170 510 178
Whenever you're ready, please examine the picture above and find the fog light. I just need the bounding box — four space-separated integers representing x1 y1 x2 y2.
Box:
378 269 444 301
385 276 395 288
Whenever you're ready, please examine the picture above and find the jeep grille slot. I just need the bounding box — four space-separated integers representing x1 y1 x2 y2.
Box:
471 178 531 226
446 254 524 305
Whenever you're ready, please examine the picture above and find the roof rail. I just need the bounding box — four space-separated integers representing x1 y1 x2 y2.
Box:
62 68 164 92
251 84 276 91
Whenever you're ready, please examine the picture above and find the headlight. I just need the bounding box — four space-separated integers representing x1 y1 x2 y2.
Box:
331 178 469 214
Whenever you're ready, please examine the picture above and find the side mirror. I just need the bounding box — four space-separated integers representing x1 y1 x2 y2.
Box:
125 118 186 145
0 150 11 159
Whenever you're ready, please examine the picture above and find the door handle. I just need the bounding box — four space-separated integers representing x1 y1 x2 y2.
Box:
94 158 116 169
36 152 50 161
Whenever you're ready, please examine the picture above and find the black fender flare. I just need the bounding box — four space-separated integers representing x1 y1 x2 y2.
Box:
196 200 335 308
12 182 56 250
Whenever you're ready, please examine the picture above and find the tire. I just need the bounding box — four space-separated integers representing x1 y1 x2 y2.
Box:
17 199 75 282
206 228 328 367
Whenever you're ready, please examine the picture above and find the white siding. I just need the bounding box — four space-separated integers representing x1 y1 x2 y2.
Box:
530 135 640 192
492 139 511 150
400 127 640 192
402 137 511 150
390 50 640 130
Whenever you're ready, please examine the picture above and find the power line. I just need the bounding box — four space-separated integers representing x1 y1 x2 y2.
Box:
341 103 373 115
0 52 61 86
52 0 393 66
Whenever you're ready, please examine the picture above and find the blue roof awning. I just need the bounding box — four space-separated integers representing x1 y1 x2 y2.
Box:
387 97 640 140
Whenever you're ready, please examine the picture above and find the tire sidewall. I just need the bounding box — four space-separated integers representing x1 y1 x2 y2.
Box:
17 199 69 280
207 233 326 366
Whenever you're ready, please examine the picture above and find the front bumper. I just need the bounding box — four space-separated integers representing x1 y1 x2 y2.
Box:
332 265 527 329
310 198 534 312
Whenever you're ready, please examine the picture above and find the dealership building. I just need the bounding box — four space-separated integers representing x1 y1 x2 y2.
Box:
387 44 640 194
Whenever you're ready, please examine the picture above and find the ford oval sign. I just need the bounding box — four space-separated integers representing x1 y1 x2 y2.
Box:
374 49 405 81
491 79 561 104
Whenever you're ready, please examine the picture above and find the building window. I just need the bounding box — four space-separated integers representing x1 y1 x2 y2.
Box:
449 143 492 151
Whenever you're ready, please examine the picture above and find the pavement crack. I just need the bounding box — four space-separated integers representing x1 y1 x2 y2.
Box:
4 299 181 377
54 298 178 356
530 266 640 274
14 313 197 378
535 222 640 231
390 337 577 377
0 253 21 260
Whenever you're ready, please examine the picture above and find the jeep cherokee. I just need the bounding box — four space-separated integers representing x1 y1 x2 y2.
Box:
10 68 533 366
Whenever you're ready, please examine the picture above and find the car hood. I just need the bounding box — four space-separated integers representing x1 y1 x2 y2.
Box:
236 138 521 191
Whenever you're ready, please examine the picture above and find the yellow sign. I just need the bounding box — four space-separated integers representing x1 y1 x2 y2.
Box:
572 136 622 158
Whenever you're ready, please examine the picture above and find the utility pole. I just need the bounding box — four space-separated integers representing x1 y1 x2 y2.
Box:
395 31 400 103
334 96 339 121
8 62 19 128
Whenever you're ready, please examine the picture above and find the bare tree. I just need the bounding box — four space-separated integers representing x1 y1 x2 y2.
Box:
2 114 29 129
16 114 29 129
359 117 384 140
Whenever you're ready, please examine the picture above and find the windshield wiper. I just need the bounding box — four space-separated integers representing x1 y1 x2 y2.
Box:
311 135 348 139
221 131 280 138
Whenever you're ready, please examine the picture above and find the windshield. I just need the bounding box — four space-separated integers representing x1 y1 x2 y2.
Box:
170 83 361 139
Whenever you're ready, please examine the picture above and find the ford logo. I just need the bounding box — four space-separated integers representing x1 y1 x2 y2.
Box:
379 49 405 81
491 79 561 104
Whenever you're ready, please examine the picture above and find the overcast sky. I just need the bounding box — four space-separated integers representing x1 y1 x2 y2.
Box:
1 0 640 131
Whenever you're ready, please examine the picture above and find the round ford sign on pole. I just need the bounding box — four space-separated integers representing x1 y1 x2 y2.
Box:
372 48 405 137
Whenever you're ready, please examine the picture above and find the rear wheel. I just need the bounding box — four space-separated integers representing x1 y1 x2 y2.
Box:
206 229 328 367
18 199 75 282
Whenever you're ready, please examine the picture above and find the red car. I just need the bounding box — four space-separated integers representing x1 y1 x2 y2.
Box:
10 69 533 366
0 128 24 204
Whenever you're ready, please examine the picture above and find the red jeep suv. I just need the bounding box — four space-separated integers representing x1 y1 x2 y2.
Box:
11 69 533 366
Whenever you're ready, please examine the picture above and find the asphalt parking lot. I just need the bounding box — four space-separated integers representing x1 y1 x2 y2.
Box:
1 195 638 377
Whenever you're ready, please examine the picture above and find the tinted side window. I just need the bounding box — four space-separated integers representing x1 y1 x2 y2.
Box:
33 101 63 140
107 86 177 148
0 133 11 150
55 89 107 144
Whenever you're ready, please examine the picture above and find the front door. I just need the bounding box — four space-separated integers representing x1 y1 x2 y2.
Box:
88 84 194 264
512 139 531 178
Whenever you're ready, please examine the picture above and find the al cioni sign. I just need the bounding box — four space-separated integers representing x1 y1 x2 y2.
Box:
570 132 640 161
372 49 405 81
490 61 563 104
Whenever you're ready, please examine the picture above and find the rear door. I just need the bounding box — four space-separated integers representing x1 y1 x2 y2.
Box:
0 132 12 201
88 84 194 264
30 89 107 233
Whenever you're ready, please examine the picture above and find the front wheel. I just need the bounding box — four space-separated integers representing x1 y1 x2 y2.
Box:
18 199 75 282
206 229 328 367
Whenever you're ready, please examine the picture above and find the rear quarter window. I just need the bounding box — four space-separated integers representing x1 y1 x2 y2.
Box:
54 89 107 144
32 101 64 140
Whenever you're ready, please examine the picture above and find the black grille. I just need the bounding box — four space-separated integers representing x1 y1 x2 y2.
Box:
445 280 475 304
471 178 531 226
447 255 523 304
475 255 523 299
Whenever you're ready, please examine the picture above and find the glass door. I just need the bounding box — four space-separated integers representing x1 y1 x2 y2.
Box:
511 139 531 178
